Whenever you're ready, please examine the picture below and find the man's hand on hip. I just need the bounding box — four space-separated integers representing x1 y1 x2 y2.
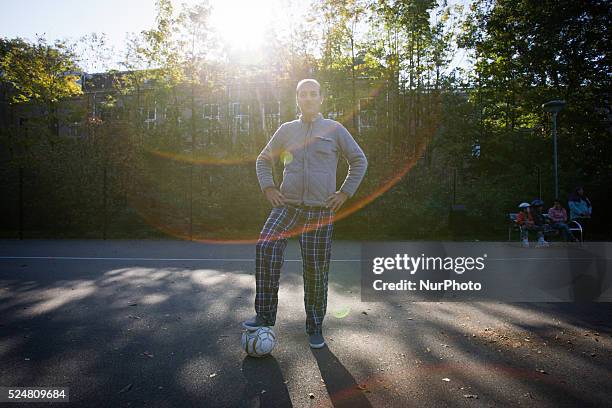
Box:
326 191 349 212
264 187 286 207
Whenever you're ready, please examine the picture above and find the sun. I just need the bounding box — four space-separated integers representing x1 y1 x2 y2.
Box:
209 0 275 51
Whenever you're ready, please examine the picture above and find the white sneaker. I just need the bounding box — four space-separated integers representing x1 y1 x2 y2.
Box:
522 239 529 248
536 238 550 248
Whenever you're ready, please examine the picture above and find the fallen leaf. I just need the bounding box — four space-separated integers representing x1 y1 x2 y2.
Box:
209 373 217 378
119 383 133 393
442 378 450 382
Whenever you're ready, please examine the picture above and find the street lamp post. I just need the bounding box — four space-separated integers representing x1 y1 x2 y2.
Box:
542 100 566 199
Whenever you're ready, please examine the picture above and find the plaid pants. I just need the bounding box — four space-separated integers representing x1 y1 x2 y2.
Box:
255 205 334 335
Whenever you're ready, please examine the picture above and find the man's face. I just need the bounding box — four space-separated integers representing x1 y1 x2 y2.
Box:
296 82 322 117
554 202 561 209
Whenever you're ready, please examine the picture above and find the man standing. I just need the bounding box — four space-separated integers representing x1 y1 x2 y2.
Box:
243 79 367 349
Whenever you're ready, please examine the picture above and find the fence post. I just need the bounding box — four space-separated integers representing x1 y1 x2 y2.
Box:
452 167 457 205
18 166 23 240
189 163 193 241
537 166 542 199
103 165 107 240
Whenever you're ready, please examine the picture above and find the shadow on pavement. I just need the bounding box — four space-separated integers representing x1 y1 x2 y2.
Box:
241 355 292 408
311 347 373 408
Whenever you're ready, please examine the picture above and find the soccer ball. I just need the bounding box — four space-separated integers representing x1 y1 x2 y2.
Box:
241 327 277 357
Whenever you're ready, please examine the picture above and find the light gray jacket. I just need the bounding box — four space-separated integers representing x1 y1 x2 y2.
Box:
256 113 368 206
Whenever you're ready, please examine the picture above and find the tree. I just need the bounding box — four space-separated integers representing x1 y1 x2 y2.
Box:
460 0 611 188
0 36 82 147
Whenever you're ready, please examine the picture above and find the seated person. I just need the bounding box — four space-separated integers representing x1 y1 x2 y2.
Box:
547 199 577 242
529 199 551 247
516 202 548 248
568 186 592 238
568 186 592 221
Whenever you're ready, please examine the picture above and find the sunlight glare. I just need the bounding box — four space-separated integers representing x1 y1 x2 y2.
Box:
210 0 275 50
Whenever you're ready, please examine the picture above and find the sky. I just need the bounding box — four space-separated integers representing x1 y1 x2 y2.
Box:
0 0 290 71
0 0 469 74
1 0 157 56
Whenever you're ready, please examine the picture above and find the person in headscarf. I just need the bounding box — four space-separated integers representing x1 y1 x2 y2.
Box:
568 186 592 220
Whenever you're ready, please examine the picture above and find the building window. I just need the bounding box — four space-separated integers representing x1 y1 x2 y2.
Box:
358 97 376 132
143 106 156 129
164 107 182 126
68 122 81 138
230 102 249 133
327 106 344 121
203 103 219 120
326 95 344 121
264 101 280 134
203 103 219 137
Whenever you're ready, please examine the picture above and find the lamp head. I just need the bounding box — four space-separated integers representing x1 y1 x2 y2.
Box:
542 100 566 113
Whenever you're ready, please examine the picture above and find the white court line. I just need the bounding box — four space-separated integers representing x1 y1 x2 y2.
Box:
0 256 608 262
0 256 361 262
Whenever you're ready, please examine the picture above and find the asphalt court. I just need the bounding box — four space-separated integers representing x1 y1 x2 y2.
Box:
1 239 611 407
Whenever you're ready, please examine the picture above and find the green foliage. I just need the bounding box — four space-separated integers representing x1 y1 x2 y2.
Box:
1 0 610 240
0 37 82 104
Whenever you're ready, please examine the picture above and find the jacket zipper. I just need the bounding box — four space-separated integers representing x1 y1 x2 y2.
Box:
303 121 312 204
